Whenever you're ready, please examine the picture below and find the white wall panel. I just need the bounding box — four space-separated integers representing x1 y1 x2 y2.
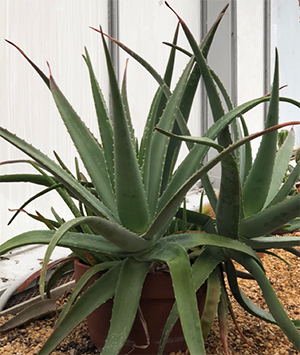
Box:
118 0 201 161
0 1 108 243
236 0 265 154
271 0 300 147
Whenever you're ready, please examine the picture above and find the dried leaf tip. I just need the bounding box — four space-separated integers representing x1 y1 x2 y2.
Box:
46 61 53 79
165 2 183 23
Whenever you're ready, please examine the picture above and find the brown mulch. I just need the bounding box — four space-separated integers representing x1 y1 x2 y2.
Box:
0 235 299 355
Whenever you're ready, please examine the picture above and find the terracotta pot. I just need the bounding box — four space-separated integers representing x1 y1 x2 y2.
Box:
74 258 207 355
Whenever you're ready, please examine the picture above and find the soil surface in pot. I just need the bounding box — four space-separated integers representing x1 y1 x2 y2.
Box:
0 235 299 355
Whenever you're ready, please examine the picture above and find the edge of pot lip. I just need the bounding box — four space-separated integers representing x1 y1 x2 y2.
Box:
0 280 75 316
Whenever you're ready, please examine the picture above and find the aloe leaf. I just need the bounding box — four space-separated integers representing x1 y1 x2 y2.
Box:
240 194 300 238
33 163 95 235
167 3 232 149
0 129 119 222
53 151 76 177
39 216 150 295
49 72 117 214
160 24 189 192
217 285 230 355
226 261 275 320
158 95 273 215
0 229 138 258
267 155 300 207
39 262 121 354
146 60 194 217
140 233 260 266
210 69 252 184
235 254 300 350
5 40 50 88
163 23 180 88
100 31 150 233
0 299 57 333
139 86 165 172
154 243 205 355
201 269 221 340
264 128 295 207
242 50 280 216
0 173 53 186
121 59 137 151
38 215 152 297
56 261 118 327
154 121 299 238
176 208 216 234
244 235 300 250
154 129 223 152
216 154 241 240
7 183 62 226
45 257 76 298
83 48 114 188
101 259 151 355
157 245 224 355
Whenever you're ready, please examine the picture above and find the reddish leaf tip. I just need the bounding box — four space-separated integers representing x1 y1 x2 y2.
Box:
46 61 52 78
165 1 183 23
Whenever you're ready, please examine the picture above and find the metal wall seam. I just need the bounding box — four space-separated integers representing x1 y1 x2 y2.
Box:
108 0 120 83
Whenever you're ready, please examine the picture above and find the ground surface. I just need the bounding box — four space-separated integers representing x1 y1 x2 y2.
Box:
0 236 299 355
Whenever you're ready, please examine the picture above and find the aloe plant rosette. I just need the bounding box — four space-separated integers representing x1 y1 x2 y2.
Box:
0 4 299 354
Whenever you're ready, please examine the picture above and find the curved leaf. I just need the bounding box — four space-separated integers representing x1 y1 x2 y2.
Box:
264 128 295 207
234 254 300 350
157 245 224 354
240 194 300 238
39 262 122 354
101 259 151 355
83 48 114 188
101 30 150 233
0 127 118 222
242 50 280 216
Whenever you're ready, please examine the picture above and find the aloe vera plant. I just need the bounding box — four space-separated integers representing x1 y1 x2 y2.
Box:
0 3 299 354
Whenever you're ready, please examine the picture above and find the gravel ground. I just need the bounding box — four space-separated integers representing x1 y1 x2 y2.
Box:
0 236 299 355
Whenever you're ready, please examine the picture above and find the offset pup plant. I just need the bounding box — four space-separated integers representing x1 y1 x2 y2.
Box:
0 3 300 354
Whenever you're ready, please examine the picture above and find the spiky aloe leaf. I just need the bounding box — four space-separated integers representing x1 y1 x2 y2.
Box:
166 2 232 149
157 246 224 355
240 194 300 238
210 69 252 185
216 153 241 239
101 259 151 355
242 50 280 216
157 94 273 215
121 59 136 153
267 160 300 206
39 215 151 295
264 128 295 207
39 262 122 354
0 229 133 259
145 59 194 217
218 284 230 355
7 182 62 226
201 269 221 340
101 30 150 233
0 127 117 221
5 40 50 88
145 121 300 243
48 71 117 215
83 48 114 188
243 235 300 250
139 85 165 172
138 242 205 355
